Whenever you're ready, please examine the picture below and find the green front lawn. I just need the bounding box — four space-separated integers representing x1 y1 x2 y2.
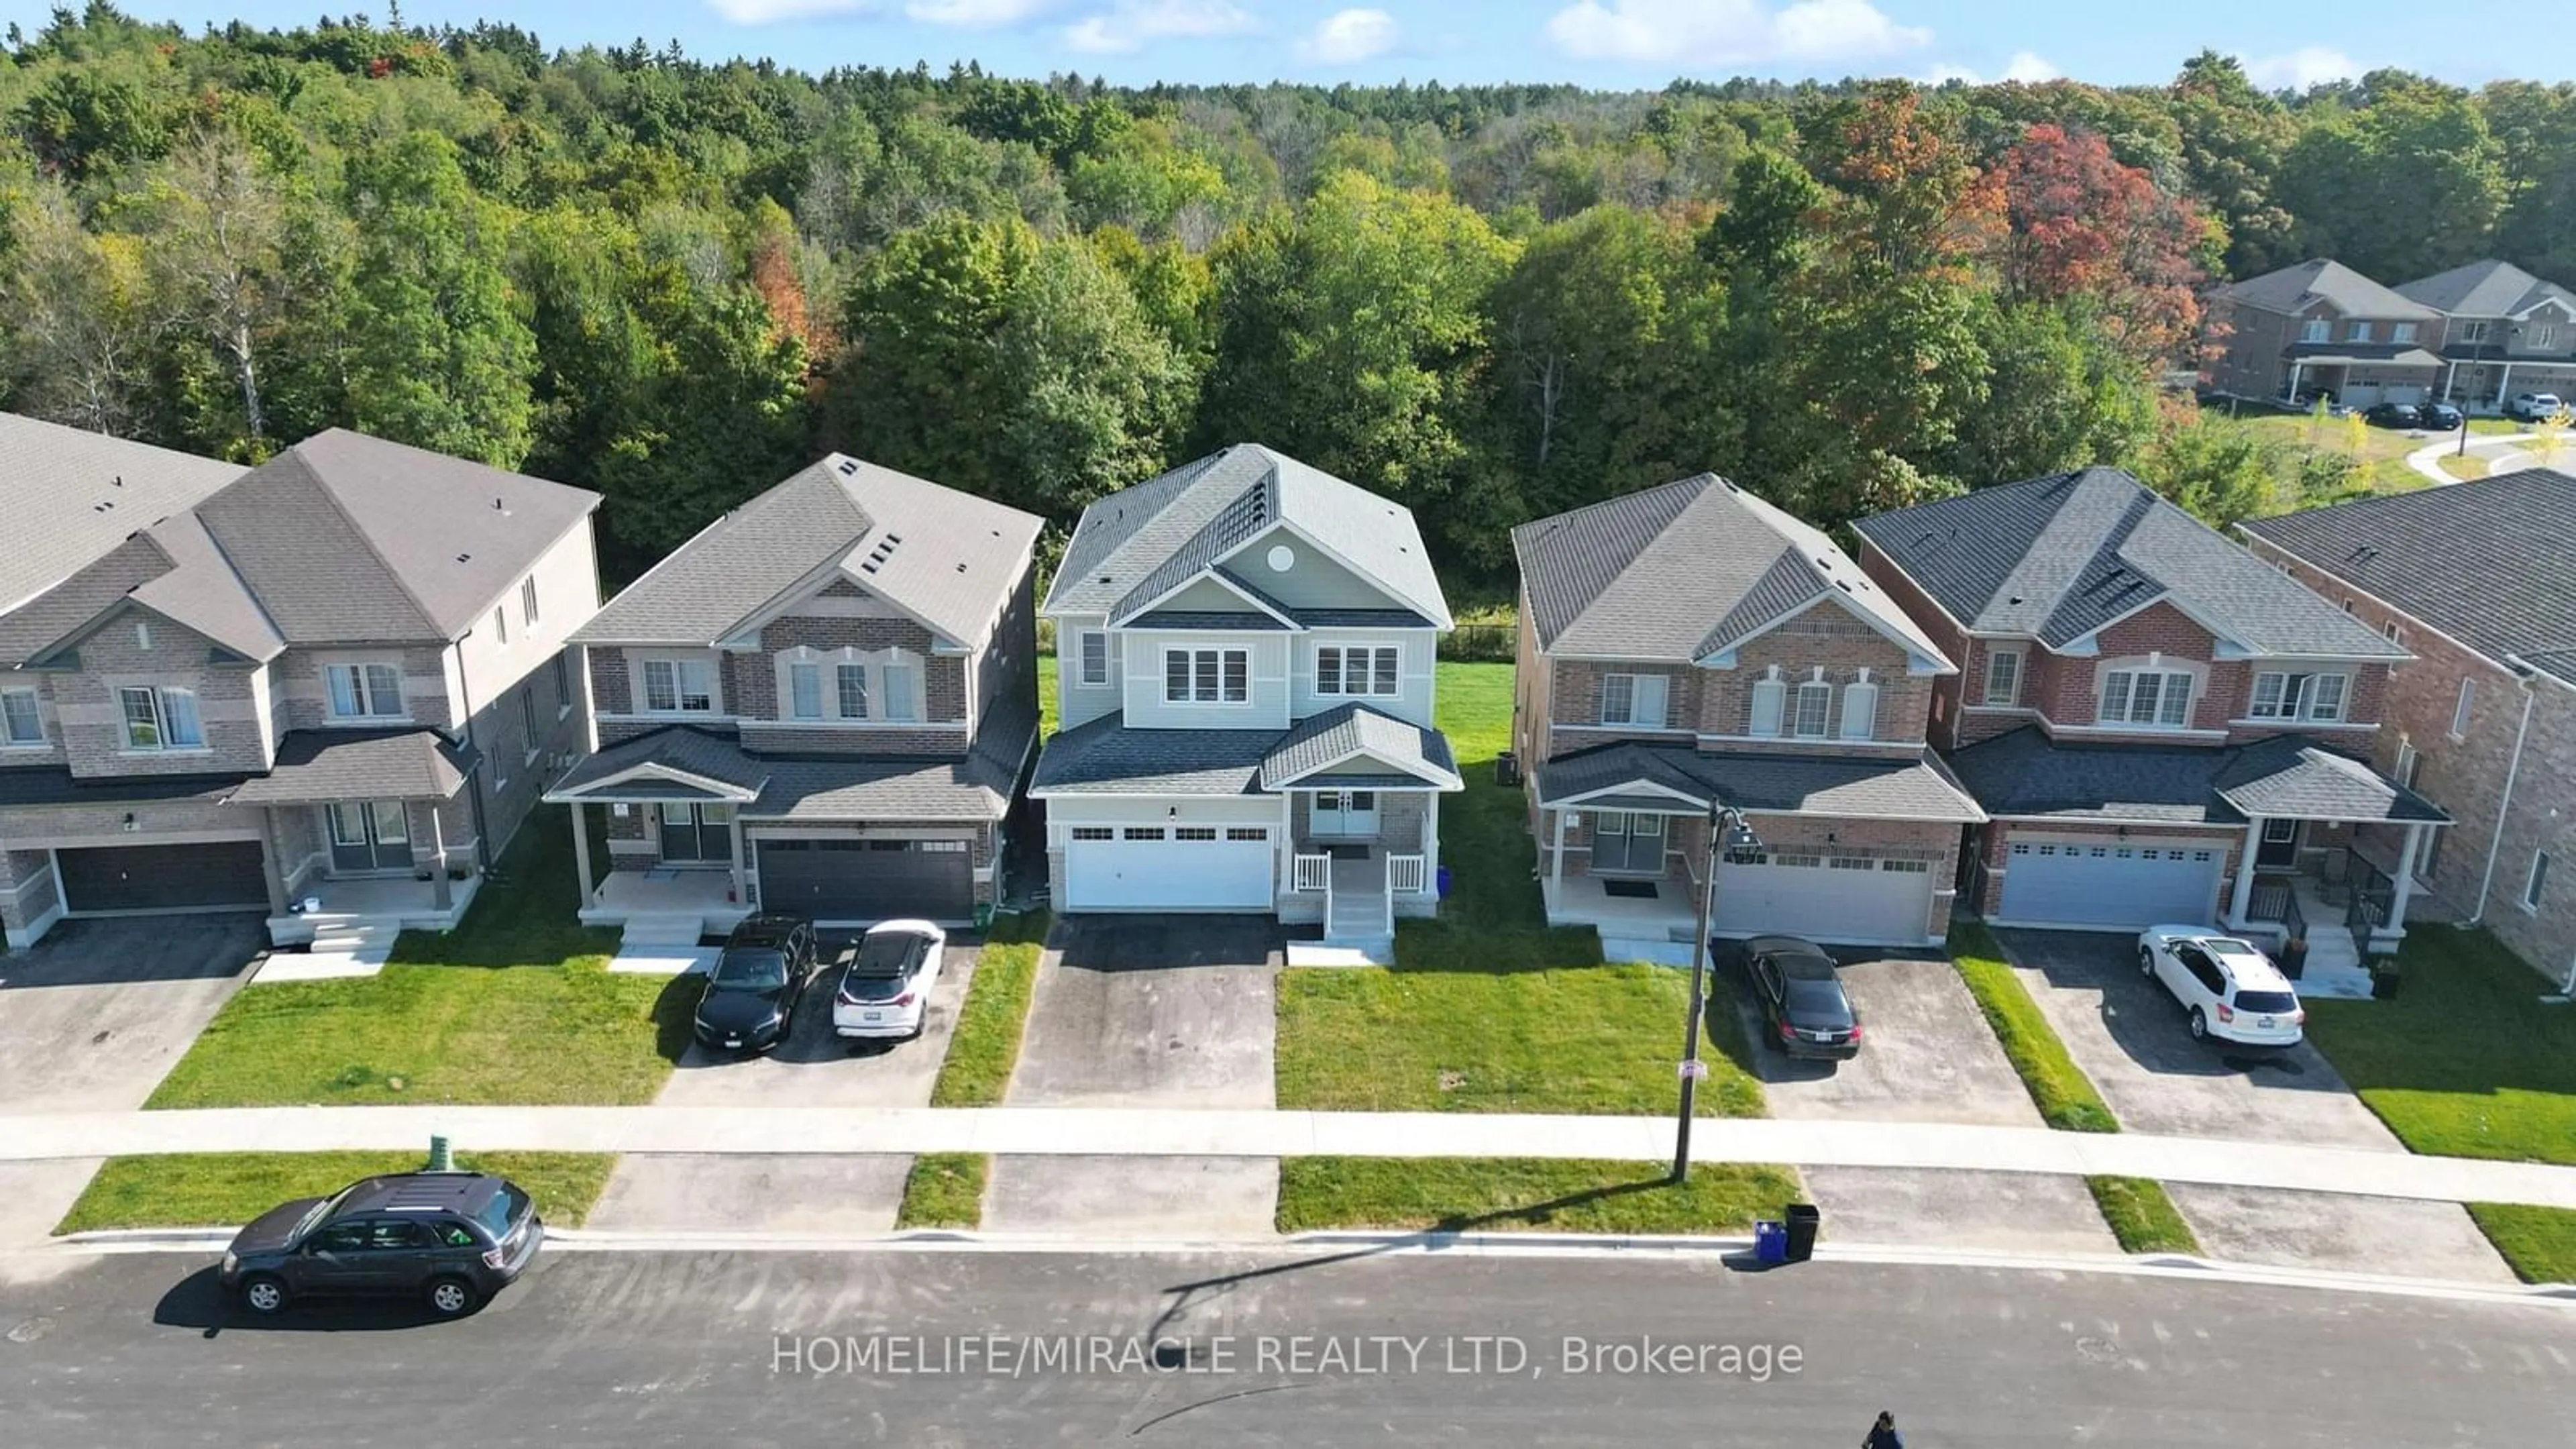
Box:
57 1151 617 1234
1949 922 2119 1134
1277 1157 1802 1235
2465 1204 2576 1285
148 808 685 1108
2086 1175 2202 1255
928 910 1051 1108
2302 926 2576 1165
895 1152 987 1229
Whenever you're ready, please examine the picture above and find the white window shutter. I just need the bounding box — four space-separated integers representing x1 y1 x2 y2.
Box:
1749 678 1784 737
1839 682 1878 741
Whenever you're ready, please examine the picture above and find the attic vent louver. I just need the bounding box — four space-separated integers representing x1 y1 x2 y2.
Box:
838 459 859 476
457 553 472 563
111 475 123 488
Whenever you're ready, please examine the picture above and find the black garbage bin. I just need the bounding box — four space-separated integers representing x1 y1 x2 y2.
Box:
1783 1203 1821 1263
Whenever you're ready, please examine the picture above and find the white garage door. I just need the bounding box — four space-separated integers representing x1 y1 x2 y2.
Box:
1998 839 2224 930
1714 853 1935 946
2339 382 2381 409
1065 825 1275 911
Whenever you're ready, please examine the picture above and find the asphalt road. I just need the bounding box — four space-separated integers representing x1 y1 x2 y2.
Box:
5 1248 2571 1446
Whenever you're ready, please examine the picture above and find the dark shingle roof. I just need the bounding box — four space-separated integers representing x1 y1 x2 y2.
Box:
1130 610 1289 631
2395 258 2576 318
1259 703 1460 790
547 726 769 800
579 455 1042 649
1511 475 1949 665
1031 712 1272 796
0 767 245 810
1855 469 2406 658
1948 727 2445 824
0 413 245 619
1533 742 1984 822
2215 259 2438 319
225 729 476 805
546 708 1028 822
2239 470 2576 685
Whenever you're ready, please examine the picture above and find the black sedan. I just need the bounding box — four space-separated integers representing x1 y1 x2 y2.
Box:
692 914 818 1053
1736 934 1862 1060
2362 402 2422 429
2418 400 2464 430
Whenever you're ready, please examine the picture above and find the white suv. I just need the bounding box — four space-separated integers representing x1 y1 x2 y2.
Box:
2509 392 2568 423
2136 926 2306 1046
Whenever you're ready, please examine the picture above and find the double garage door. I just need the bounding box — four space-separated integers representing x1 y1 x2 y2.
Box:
1713 852 1936 946
56 841 268 914
1063 825 1275 911
755 837 972 923
1998 839 2224 930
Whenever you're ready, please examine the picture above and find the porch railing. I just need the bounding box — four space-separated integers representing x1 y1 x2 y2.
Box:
1291 853 1332 893
2345 846 2394 953
2245 876 2306 945
1386 853 1428 896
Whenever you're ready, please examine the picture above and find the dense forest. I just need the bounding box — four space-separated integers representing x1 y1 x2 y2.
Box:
5 5 2570 588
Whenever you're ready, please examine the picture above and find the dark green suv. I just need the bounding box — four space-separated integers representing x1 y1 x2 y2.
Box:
219 1170 545 1317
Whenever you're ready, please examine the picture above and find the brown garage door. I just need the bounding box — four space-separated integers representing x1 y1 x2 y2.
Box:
56 841 268 913
755 837 972 922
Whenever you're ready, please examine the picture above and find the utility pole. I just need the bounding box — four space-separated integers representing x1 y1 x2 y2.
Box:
1673 800 1724 1184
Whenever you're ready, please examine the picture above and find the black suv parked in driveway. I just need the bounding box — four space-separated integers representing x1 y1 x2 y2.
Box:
692 914 820 1053
221 1170 545 1317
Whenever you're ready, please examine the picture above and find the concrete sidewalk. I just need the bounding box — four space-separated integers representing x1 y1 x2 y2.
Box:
7 1105 2576 1210
2406 430 2540 485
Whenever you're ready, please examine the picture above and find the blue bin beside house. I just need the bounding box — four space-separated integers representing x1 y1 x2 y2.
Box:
1436 866 1453 898
1753 1220 1788 1264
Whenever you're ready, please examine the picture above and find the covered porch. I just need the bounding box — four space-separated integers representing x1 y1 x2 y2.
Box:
227 729 484 949
1263 704 1464 952
2216 737 2451 977
543 726 764 942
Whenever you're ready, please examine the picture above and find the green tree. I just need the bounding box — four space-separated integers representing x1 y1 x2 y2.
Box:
2170 51 2300 276
3 178 152 433
136 129 297 456
2277 74 2507 280
828 212 1041 496
991 238 1193 519
1945 301 2157 485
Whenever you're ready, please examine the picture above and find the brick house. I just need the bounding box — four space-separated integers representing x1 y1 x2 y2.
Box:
0 415 600 950
1509 476 1984 955
2394 259 2576 414
2241 470 2576 991
1031 445 1462 959
1854 468 2446 970
545 456 1042 938
2204 258 2446 409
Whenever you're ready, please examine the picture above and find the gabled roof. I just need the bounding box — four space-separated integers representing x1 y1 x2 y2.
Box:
1044 445 1451 629
225 729 478 805
0 413 245 620
1532 741 1984 822
1854 468 2406 659
1511 474 1952 667
2213 259 2438 320
1948 726 2445 825
2239 470 2576 687
577 455 1042 649
2395 258 2576 318
545 725 771 803
1259 703 1462 790
547 698 1033 823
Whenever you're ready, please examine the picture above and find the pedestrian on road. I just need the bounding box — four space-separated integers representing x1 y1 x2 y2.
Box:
1864 1409 1904 1449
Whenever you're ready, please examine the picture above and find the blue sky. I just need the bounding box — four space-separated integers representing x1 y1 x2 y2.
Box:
19 1 2561 90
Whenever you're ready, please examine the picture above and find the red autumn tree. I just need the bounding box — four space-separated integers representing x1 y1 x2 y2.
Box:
1999 123 2208 363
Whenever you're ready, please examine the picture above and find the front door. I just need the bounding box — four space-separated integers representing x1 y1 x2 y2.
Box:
327 801 413 872
659 802 735 863
1309 790 1379 838
1591 810 1666 875
2256 818 2300 870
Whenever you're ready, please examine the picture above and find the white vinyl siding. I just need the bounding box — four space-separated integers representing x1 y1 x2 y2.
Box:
1982 649 2021 706
1600 672 1670 729
325 663 406 720
1293 629 1432 727
1123 631 1291 729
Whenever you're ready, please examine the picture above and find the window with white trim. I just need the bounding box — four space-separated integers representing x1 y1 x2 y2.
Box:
2347 320 2374 343
1792 677 1832 739
2394 738 2420 789
118 686 203 750
325 663 405 720
788 663 824 720
1318 645 1400 698
1748 667 1786 738
1069 826 1115 841
2251 670 2349 722
642 658 717 714
2 687 44 745
2529 323 2560 350
519 576 540 629
2100 668 2194 727
837 663 869 720
1165 647 1248 704
2525 849 2551 912
1076 631 1110 688
2392 322 2418 343
1600 672 1670 729
1982 648 2021 706
1838 672 1880 741
2451 678 2475 738
2299 319 2330 343
879 654 919 721
2382 620 2404 645
2456 319 2490 343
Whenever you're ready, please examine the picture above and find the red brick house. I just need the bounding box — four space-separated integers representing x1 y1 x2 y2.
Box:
1853 468 2445 970
2241 470 2576 991
1510 476 1984 955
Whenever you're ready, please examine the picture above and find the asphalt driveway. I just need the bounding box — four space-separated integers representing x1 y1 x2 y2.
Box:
985 916 1280 1237
0 914 266 1114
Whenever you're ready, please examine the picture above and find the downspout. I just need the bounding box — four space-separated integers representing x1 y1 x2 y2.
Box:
451 631 494 873
2469 659 2540 926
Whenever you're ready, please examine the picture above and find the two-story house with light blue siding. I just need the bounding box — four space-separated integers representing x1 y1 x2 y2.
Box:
1031 445 1463 956
0 415 601 951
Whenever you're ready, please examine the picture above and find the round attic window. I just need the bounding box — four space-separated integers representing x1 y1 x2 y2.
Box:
1267 543 1296 572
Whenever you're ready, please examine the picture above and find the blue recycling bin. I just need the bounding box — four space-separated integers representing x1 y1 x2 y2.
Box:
1753 1220 1788 1264
1436 866 1453 898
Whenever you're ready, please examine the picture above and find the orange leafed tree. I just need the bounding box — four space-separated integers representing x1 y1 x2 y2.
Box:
1998 123 2208 364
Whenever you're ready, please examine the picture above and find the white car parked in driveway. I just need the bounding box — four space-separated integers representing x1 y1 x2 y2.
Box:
2136 926 2306 1046
831 920 947 1040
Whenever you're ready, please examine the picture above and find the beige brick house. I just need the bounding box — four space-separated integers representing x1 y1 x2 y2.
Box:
2242 470 2576 991
546 456 1042 938
0 415 600 949
1854 468 2445 975
1510 476 1984 955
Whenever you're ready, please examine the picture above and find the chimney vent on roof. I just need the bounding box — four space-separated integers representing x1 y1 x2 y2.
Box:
456 553 472 563
112 475 123 488
494 496 507 511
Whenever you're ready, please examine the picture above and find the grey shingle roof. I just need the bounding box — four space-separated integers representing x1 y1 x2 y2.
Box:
0 767 245 810
2395 258 2576 318
547 726 771 799
2216 259 2439 320
2240 470 2576 686
2280 345 2443 369
1290 607 1438 629
1259 704 1461 790
1130 610 1289 631
1854 469 2407 658
0 412 244 619
225 729 476 805
1947 726 2443 824
546 710 1028 822
1044 446 1450 628
1512 475 1952 667
1031 713 1272 796
578 455 1043 649
129 512 284 661
1534 742 1984 822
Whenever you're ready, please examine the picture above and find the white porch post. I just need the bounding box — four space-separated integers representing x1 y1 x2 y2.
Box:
2285 360 2303 402
427 802 453 912
2498 362 2514 411
568 802 594 906
1550 806 1568 895
728 810 748 906
1424 792 1442 892
2228 815 2263 926
2387 822 2426 932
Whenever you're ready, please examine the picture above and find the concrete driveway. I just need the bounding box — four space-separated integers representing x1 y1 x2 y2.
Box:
589 934 976 1236
985 916 1279 1238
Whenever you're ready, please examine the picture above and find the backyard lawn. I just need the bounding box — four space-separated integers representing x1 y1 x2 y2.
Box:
57 1151 617 1234
147 806 684 1109
1277 1157 1803 1235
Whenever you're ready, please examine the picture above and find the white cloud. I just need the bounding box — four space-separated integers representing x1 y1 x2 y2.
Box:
1921 50 2059 85
708 0 873 21
1297 7 1402 64
708 0 1054 25
1546 0 1931 68
2242 46 2361 91
1063 0 1254 51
